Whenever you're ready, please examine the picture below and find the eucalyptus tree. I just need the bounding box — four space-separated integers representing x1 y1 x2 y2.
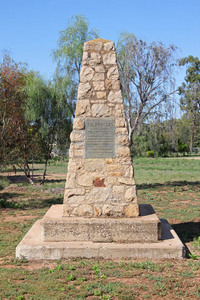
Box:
116 32 177 147
0 54 38 183
179 55 200 152
52 15 98 117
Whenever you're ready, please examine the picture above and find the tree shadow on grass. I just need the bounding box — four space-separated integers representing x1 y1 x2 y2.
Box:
0 192 21 208
0 188 63 209
7 175 32 184
6 175 65 185
26 196 63 209
137 181 200 190
0 192 19 200
0 196 63 210
43 179 65 184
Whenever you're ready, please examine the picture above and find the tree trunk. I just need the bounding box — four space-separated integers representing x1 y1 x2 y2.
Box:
190 118 195 153
40 156 48 185
23 161 34 185
40 136 53 184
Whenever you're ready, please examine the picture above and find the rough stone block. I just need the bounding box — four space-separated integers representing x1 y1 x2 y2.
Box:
65 173 76 188
125 187 137 202
104 41 115 51
77 173 93 186
96 91 107 99
125 203 139 217
105 79 120 90
91 103 111 117
73 118 85 130
103 52 116 65
95 65 105 72
93 81 105 91
107 66 119 79
108 90 123 103
90 52 101 65
93 73 105 81
80 66 94 82
78 83 93 99
75 100 91 117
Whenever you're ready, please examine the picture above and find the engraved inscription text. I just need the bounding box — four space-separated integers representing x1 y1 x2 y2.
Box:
85 118 115 158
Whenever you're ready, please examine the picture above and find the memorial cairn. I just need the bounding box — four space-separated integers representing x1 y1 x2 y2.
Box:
16 39 185 259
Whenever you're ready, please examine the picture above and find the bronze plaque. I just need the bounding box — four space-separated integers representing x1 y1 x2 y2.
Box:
85 118 115 158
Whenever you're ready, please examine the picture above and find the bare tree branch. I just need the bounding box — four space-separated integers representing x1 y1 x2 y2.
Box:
117 32 177 148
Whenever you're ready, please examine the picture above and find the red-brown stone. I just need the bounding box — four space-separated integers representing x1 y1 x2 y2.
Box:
93 177 106 187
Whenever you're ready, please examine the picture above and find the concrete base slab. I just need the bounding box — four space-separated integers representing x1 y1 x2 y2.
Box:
16 218 186 260
41 204 161 243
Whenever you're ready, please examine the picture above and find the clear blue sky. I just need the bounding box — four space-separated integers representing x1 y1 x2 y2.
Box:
1 0 200 85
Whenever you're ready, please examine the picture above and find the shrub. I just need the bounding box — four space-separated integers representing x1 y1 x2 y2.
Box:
147 150 155 158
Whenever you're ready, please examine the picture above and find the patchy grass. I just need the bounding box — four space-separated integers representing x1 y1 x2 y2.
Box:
0 176 10 191
133 157 200 252
0 259 199 299
0 157 200 299
192 236 200 251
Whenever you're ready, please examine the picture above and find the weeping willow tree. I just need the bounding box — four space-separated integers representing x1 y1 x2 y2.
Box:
25 74 72 183
52 15 98 117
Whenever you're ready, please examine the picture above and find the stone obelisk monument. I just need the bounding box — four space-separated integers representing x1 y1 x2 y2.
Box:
63 38 139 219
16 39 185 259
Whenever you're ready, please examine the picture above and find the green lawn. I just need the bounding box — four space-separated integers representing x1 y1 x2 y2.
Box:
134 157 200 184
